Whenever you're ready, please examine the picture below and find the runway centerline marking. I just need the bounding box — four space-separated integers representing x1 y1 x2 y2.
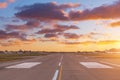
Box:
59 55 63 66
52 70 59 80
52 55 63 80
6 62 41 69
59 62 61 66
80 62 113 68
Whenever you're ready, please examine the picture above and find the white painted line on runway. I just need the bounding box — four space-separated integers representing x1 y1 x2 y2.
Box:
58 55 63 66
52 70 59 80
100 61 120 67
59 62 61 66
80 62 113 68
6 62 41 69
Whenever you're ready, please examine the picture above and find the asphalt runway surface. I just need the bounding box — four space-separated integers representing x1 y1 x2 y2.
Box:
0 53 120 80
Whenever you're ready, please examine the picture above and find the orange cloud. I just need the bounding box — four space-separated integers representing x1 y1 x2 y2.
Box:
69 0 120 20
109 21 120 27
0 39 37 46
0 2 7 8
0 0 15 9
61 40 120 45
7 0 15 3
0 39 23 46
96 40 119 45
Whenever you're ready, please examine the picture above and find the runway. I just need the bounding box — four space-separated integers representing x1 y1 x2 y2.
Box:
0 53 120 80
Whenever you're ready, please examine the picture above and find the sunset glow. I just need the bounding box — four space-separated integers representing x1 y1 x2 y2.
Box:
0 0 120 52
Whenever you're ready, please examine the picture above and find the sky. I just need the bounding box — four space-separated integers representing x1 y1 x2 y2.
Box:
0 0 120 52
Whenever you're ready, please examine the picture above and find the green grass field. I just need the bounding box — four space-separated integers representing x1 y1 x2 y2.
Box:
0 52 48 62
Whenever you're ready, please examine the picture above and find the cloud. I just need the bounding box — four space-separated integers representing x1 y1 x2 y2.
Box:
58 2 80 9
0 0 15 8
60 32 107 43
37 30 104 43
6 20 40 31
69 0 120 20
5 1 120 47
0 30 19 39
37 28 64 34
7 0 15 3
0 39 23 46
87 32 104 37
61 40 120 45
16 1 120 21
60 41 95 45
78 32 103 39
54 24 79 30
39 38 57 42
0 39 37 46
0 30 38 46
44 33 58 38
96 40 119 45
6 25 28 31
63 33 80 39
15 2 80 21
37 24 80 40
26 20 40 26
37 24 79 35
109 21 120 27
0 2 7 8
0 30 27 40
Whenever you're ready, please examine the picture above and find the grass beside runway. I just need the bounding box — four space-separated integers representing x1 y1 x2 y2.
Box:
78 53 120 59
0 52 48 62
